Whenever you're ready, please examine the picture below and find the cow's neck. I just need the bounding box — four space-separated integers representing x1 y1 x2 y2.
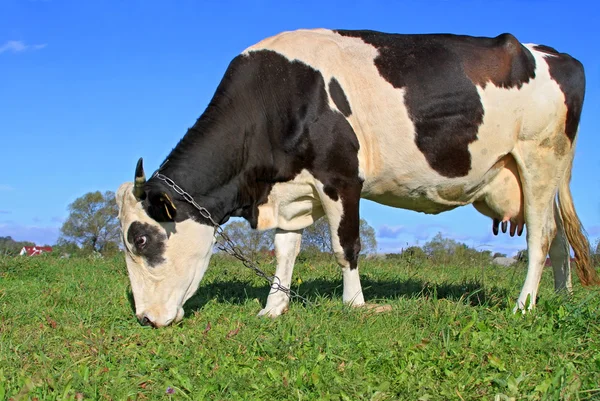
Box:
155 99 280 227
149 50 327 227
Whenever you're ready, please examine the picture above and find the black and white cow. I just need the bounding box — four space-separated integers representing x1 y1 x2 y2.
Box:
116 29 598 327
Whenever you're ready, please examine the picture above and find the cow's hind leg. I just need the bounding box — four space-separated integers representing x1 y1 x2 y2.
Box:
316 181 365 307
549 201 572 293
516 197 556 311
258 229 303 317
513 148 562 311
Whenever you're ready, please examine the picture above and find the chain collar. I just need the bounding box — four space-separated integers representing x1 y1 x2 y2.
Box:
152 171 311 306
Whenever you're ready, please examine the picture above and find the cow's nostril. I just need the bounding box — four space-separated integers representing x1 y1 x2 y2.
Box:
139 314 155 328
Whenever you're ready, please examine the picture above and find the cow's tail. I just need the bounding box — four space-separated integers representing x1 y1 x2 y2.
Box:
557 157 599 286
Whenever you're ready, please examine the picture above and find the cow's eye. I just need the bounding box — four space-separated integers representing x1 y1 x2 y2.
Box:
134 235 147 249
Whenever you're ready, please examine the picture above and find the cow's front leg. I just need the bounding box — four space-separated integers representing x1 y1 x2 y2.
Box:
317 181 365 307
258 228 303 317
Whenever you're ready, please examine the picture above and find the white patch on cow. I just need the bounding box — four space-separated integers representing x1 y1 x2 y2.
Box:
341 266 365 306
256 169 324 231
117 182 215 327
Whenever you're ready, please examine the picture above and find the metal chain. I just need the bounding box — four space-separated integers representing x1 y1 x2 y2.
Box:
152 171 311 306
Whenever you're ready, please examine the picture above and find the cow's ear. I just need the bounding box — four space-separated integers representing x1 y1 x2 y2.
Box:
147 191 177 222
159 193 177 220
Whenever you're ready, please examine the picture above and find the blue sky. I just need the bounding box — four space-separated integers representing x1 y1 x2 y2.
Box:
1 0 598 256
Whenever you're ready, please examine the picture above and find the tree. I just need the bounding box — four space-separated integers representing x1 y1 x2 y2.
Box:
0 236 35 256
359 218 377 255
59 191 120 255
423 232 461 259
301 218 332 254
400 245 427 261
220 220 274 259
301 217 378 256
422 232 492 265
52 239 83 257
516 249 528 263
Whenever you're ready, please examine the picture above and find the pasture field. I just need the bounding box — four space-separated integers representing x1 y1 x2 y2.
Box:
1 253 599 400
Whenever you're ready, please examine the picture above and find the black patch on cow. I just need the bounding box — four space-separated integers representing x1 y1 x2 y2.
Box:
148 50 363 268
334 30 536 178
534 45 585 143
329 77 352 117
337 182 362 268
323 185 339 201
127 221 166 267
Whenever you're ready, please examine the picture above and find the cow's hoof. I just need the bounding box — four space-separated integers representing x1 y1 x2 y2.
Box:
513 305 528 315
257 304 289 318
513 292 537 314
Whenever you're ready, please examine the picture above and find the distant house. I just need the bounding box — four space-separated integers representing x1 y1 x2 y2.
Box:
492 256 517 267
19 246 53 256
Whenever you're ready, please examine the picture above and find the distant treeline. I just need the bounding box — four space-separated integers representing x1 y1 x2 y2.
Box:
0 236 38 256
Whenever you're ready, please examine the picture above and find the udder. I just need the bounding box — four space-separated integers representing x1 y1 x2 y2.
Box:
473 156 525 237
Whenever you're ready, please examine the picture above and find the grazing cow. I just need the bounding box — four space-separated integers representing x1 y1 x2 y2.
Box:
116 28 598 327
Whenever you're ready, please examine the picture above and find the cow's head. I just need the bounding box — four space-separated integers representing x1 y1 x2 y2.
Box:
116 159 215 327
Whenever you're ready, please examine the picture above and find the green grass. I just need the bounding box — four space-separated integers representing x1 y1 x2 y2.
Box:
1 254 599 400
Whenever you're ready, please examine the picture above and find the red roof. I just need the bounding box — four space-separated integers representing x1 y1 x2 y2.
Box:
20 246 53 256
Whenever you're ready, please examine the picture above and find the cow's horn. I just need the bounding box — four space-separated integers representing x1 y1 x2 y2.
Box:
133 157 146 200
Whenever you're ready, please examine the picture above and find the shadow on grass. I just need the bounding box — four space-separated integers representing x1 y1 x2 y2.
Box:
179 276 510 316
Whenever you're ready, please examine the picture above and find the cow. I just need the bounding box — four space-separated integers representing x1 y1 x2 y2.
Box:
116 28 599 328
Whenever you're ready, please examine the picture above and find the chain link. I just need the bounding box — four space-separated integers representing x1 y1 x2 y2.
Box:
153 172 311 306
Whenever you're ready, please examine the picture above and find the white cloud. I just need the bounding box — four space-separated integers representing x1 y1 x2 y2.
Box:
0 40 26 53
378 225 405 239
377 223 452 241
0 40 47 54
